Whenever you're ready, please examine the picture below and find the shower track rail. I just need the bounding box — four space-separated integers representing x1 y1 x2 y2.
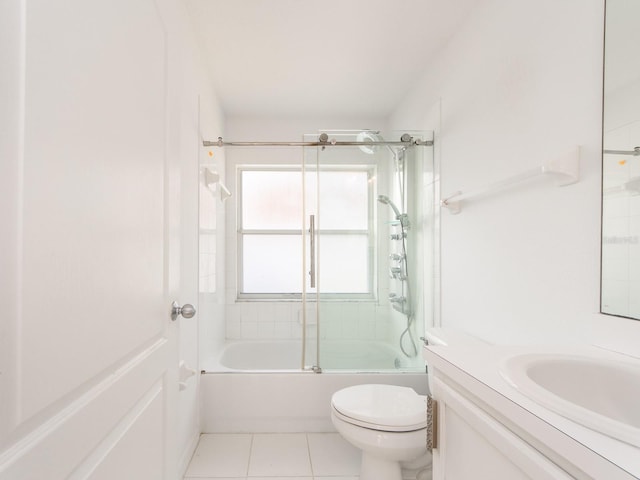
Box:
203 136 433 148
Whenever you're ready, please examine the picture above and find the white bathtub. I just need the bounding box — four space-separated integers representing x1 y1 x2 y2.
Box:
200 339 428 433
207 339 421 372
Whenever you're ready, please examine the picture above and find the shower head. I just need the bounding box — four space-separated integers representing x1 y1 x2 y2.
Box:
357 130 405 164
377 195 402 218
357 130 383 155
378 195 411 230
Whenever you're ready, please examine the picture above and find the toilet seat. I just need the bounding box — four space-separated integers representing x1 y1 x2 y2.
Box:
331 384 427 432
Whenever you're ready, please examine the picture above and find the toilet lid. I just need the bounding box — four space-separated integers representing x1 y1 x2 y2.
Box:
331 384 427 431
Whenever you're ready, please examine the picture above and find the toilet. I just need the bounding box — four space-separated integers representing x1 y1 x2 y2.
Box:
330 328 487 480
331 384 428 480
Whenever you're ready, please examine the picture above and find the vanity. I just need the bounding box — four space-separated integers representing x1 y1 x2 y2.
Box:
421 0 640 476
423 344 640 480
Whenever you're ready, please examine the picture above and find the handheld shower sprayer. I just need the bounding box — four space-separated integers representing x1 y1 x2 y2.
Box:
377 195 401 217
378 195 410 230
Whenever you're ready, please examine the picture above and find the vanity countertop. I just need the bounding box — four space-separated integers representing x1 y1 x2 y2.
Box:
423 344 640 480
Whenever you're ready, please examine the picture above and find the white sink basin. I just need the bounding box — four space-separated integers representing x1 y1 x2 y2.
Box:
500 353 640 447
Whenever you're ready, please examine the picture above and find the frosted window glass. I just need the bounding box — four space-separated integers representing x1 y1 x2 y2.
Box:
242 171 302 229
318 171 368 230
304 171 318 219
240 168 372 296
318 235 369 293
243 235 303 293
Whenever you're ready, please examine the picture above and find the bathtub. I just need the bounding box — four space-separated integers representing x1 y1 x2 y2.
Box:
214 339 302 371
208 338 420 372
200 339 428 433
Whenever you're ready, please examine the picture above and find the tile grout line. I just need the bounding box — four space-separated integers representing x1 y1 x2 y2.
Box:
183 432 361 480
305 433 314 479
246 433 254 478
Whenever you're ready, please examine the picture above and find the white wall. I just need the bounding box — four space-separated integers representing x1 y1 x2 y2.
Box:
199 135 227 365
0 0 22 442
172 2 225 473
390 0 640 356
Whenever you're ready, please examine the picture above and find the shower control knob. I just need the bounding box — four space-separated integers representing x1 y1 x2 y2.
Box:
171 301 196 321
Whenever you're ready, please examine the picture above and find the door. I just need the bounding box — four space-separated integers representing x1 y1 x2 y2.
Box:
302 132 378 371
0 1 183 478
303 130 431 372
302 138 320 371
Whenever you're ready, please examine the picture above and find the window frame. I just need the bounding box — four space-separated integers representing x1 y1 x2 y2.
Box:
236 164 377 301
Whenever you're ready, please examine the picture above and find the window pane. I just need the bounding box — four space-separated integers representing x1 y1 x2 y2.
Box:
318 171 368 230
242 171 302 229
318 234 369 293
304 171 317 222
240 168 373 297
242 235 303 293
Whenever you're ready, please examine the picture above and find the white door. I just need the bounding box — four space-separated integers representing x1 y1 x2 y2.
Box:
0 1 186 478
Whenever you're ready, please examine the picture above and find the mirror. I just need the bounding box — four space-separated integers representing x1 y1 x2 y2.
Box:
601 0 640 319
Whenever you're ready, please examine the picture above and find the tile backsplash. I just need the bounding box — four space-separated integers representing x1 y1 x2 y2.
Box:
225 301 392 342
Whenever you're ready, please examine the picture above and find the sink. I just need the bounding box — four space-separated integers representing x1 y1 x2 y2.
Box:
500 353 640 447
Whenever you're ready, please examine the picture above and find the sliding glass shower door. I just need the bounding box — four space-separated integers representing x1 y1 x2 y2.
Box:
302 130 432 372
302 131 379 371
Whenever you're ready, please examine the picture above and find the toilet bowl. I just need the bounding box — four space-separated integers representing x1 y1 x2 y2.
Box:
330 384 429 480
331 328 487 480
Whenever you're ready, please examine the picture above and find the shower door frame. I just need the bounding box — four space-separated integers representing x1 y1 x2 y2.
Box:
226 130 433 373
302 133 379 372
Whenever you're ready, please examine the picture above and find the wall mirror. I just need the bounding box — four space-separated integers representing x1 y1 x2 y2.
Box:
601 0 640 319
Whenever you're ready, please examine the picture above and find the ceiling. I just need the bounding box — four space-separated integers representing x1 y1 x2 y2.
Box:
185 0 483 118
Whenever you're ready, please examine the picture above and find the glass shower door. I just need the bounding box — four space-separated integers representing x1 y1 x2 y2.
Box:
303 131 377 371
302 138 319 371
303 129 433 372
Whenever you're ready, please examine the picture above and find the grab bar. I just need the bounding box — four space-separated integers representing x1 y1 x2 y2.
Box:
440 147 580 214
604 147 640 156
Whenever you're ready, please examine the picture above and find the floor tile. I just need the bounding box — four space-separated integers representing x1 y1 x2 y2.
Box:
184 433 252 477
249 478 312 480
307 433 360 476
248 433 312 477
314 477 358 480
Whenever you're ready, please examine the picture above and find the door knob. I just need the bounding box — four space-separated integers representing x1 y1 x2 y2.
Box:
171 301 196 321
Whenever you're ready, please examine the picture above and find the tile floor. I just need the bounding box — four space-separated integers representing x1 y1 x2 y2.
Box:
183 433 360 480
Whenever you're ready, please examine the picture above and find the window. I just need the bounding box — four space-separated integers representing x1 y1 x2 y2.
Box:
238 166 374 299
